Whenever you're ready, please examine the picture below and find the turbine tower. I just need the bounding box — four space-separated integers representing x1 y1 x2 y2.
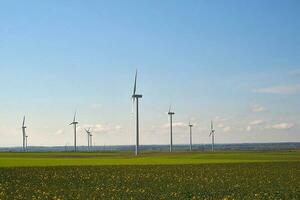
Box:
25 135 28 151
90 132 93 150
189 121 193 151
132 70 142 156
168 105 175 152
21 116 27 152
69 112 79 152
84 128 91 151
209 120 215 152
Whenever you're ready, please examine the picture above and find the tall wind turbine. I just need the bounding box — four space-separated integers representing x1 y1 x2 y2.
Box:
84 128 91 151
168 105 175 152
189 121 193 151
209 120 215 152
69 112 79 152
21 116 27 152
132 70 142 156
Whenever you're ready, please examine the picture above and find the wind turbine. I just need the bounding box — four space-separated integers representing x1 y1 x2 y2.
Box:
69 112 79 152
189 121 193 151
168 105 175 152
84 128 91 151
132 70 142 156
209 120 215 152
21 116 27 152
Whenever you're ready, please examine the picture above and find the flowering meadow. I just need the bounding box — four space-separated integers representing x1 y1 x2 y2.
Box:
0 162 299 199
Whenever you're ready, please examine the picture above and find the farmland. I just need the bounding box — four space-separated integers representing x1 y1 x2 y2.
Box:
0 151 299 199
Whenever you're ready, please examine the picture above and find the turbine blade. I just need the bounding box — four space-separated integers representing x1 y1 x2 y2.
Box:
133 70 137 95
22 116 25 126
211 120 213 130
73 111 76 122
132 98 135 113
169 104 171 113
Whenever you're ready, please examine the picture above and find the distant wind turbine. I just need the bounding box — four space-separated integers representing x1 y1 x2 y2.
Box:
69 112 79 152
189 121 193 151
168 105 175 152
90 132 93 150
209 120 215 152
132 70 143 156
22 116 27 152
84 128 91 151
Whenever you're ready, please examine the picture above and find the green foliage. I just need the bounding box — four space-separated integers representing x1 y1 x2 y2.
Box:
0 162 299 199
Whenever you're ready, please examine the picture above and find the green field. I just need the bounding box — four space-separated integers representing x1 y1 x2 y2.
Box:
0 151 299 199
0 151 299 167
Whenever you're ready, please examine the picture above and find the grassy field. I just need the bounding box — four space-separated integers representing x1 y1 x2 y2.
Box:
0 151 299 167
0 151 299 199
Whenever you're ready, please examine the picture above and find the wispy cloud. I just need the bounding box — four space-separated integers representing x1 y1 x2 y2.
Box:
249 120 265 125
271 123 294 130
222 126 231 132
246 120 265 132
246 126 251 132
251 104 267 112
254 85 300 94
55 129 64 135
163 122 186 129
82 123 122 134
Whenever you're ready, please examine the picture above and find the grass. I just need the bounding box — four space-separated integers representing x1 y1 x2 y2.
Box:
0 151 299 199
0 150 299 167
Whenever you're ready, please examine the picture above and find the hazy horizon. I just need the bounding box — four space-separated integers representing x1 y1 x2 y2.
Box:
0 0 299 147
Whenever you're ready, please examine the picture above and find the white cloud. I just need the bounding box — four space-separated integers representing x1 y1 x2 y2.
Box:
271 123 294 130
249 120 265 125
254 85 300 95
218 123 225 128
82 123 122 134
55 129 64 135
246 126 251 132
163 122 187 129
246 120 265 132
222 126 231 132
214 116 227 122
251 104 267 112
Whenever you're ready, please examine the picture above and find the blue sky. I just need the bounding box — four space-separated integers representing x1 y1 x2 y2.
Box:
0 0 299 147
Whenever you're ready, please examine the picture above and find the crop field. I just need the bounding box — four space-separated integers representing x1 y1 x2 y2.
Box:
0 151 299 199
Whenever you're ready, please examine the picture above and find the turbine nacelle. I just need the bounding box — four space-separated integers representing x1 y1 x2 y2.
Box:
209 120 215 136
132 94 143 98
85 128 91 135
69 122 78 125
189 120 193 127
168 112 175 115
